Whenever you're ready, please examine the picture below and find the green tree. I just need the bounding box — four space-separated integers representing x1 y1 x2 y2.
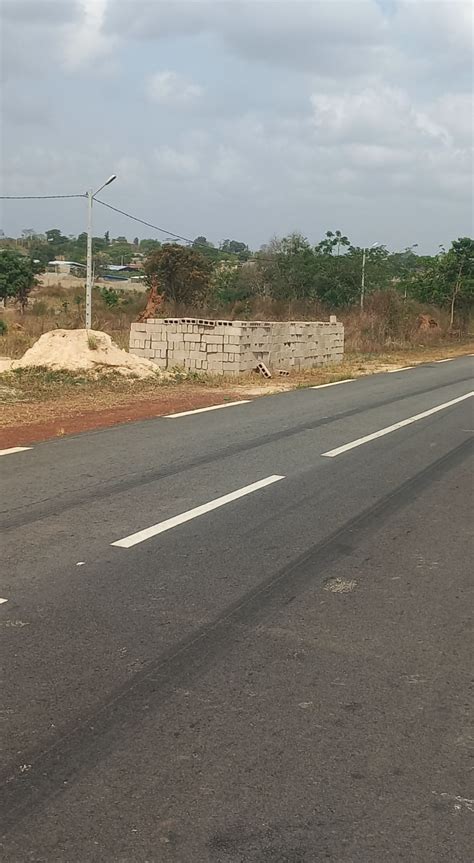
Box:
0 249 41 311
45 228 69 256
28 242 51 267
220 239 250 260
192 236 219 261
94 251 112 278
316 229 350 257
410 237 474 327
139 239 162 254
144 244 212 305
259 234 319 301
107 243 133 265
100 286 120 308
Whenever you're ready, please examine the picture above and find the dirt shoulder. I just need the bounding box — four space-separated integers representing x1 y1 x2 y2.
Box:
1 342 472 448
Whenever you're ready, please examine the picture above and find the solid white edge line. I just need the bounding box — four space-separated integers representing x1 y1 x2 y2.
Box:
311 379 355 389
112 474 285 548
0 446 32 456
165 400 251 418
321 391 474 458
386 366 415 373
435 358 454 363
0 598 8 605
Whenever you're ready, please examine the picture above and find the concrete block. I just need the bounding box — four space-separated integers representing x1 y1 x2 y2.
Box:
256 361 272 378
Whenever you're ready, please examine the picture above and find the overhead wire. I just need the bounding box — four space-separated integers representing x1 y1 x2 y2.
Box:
1 192 267 261
0 194 87 200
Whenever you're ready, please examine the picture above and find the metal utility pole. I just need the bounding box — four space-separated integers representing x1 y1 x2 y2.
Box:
85 174 117 329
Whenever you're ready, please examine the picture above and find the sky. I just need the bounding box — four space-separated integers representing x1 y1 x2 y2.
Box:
0 0 472 253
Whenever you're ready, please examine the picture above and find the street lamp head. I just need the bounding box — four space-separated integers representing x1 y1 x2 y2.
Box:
104 174 117 187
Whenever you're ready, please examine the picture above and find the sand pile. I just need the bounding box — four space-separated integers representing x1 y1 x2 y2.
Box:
13 329 163 378
0 357 13 373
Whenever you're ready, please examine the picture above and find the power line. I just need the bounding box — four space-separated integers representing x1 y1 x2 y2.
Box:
1 191 256 260
0 194 86 200
95 198 261 261
94 198 203 247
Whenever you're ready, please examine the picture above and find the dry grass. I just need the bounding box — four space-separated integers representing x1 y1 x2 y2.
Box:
1 340 472 438
1 283 471 360
1 283 472 430
0 282 145 358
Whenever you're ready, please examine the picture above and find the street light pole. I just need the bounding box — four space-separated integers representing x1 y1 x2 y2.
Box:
85 190 93 329
360 247 366 310
85 174 117 330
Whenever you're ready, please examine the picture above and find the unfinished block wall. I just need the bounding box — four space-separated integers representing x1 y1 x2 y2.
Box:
129 317 344 375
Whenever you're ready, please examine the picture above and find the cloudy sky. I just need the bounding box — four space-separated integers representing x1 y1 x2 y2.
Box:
1 0 472 252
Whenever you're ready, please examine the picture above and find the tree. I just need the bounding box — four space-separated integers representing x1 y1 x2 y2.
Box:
316 229 350 257
45 228 69 255
29 242 51 267
104 230 110 245
0 249 41 311
94 251 112 279
100 285 120 308
144 244 212 305
139 239 162 254
259 233 320 301
21 228 36 246
410 237 474 327
133 237 139 247
193 236 210 248
192 236 219 261
107 243 133 265
220 239 250 260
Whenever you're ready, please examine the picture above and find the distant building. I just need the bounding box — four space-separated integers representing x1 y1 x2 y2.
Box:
47 261 86 275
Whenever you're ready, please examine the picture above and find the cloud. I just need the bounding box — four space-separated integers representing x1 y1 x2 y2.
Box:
61 0 117 72
154 145 200 177
146 71 203 105
1 0 472 251
311 83 452 148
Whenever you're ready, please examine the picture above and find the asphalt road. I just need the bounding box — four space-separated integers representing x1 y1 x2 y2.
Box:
1 355 473 862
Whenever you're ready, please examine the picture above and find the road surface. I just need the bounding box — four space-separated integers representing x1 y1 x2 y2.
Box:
1 355 473 862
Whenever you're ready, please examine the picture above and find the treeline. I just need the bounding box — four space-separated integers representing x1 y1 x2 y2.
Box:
1 227 473 328
0 229 250 267
144 232 474 328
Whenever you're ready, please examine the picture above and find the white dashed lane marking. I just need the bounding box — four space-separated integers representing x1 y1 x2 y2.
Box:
165 400 251 418
321 392 474 458
311 379 355 389
112 475 285 548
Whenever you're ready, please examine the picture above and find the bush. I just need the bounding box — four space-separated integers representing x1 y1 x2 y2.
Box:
100 286 120 308
0 318 7 335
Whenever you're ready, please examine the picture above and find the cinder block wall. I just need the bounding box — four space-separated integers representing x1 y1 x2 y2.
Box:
129 317 344 375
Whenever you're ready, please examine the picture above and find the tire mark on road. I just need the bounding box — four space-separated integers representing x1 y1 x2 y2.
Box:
1 436 471 831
